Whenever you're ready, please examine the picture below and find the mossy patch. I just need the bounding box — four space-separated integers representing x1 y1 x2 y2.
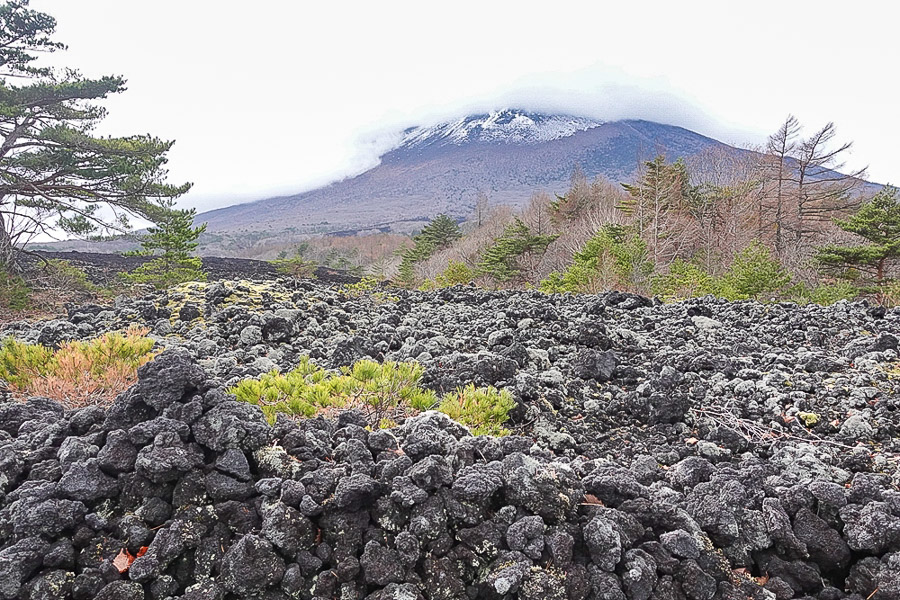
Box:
161 280 297 324
798 412 820 427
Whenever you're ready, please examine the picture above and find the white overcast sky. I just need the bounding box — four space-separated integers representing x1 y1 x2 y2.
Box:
31 0 900 212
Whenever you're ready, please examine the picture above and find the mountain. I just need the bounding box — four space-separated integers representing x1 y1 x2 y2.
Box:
398 110 604 148
196 110 730 237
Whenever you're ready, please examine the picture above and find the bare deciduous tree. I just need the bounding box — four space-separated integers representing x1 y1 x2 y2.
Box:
758 116 865 262
472 192 490 228
761 115 800 256
790 122 866 250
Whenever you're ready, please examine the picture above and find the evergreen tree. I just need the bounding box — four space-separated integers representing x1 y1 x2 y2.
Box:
651 259 715 300
477 218 558 283
396 214 461 285
421 214 462 247
716 241 791 300
124 199 207 288
540 225 652 293
0 1 190 272
816 186 900 288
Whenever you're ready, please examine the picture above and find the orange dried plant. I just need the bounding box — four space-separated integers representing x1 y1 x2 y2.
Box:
1 326 156 407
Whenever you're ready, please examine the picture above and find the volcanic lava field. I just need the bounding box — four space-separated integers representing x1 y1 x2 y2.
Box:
2 278 900 599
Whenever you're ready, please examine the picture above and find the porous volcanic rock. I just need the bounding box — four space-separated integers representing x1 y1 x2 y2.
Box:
2 280 900 599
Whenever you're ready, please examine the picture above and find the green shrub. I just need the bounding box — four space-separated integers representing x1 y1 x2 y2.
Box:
0 338 53 388
41 259 97 293
716 242 791 301
230 357 437 424
0 269 31 311
789 281 859 305
538 271 574 294
437 384 515 436
271 256 317 279
810 281 859 305
397 214 462 286
540 225 652 294
342 277 379 297
478 218 558 283
124 259 207 290
230 357 514 435
651 259 715 300
0 326 156 406
421 260 475 290
882 281 900 307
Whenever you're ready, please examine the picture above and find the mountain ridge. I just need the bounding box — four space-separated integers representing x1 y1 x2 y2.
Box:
195 111 730 236
397 109 605 150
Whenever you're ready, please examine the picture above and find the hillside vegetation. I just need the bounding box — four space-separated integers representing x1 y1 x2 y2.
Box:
384 119 894 306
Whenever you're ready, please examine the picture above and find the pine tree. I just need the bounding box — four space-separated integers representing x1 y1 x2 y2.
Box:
396 214 461 285
421 214 462 247
124 199 207 288
477 218 558 283
815 186 900 288
717 241 791 300
0 1 190 272
539 225 652 293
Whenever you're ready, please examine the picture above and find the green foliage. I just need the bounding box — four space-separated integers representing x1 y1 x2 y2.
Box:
0 268 31 311
343 276 379 297
619 156 693 221
58 327 156 375
320 248 364 275
421 260 475 290
716 242 792 300
437 260 474 287
789 281 859 306
0 326 155 406
647 248 852 306
882 280 900 308
124 260 206 290
397 214 462 286
40 259 96 293
437 384 515 436
540 225 652 293
0 2 191 272
0 337 52 388
419 214 462 247
230 357 513 435
477 218 559 282
651 259 716 300
271 256 317 279
230 357 436 424
124 199 207 289
816 185 900 288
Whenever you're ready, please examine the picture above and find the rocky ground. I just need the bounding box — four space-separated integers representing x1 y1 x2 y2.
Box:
2 278 900 599
25 251 360 287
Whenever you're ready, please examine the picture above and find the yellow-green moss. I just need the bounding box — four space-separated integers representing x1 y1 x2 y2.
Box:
798 412 820 427
162 280 297 324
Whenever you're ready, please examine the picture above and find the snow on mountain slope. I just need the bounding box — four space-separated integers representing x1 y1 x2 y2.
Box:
400 108 603 149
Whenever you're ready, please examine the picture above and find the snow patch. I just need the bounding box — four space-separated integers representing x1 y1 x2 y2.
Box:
400 109 603 149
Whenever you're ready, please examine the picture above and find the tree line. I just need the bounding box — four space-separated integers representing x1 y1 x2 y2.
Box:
404 123 897 305
1 0 895 309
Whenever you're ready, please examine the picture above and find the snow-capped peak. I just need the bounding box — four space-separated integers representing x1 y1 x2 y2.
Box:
399 109 603 149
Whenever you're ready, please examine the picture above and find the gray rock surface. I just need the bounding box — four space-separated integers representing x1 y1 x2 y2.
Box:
2 280 900 599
